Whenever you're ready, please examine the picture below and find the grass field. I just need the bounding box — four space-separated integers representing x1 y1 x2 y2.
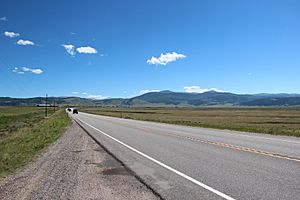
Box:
82 107 300 137
0 107 70 178
0 107 55 137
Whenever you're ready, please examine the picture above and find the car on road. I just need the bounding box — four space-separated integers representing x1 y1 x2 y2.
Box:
73 108 78 114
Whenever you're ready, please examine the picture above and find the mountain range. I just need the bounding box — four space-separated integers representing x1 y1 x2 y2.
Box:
1 91 300 107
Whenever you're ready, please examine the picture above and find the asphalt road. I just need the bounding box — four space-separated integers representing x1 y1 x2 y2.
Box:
72 112 300 200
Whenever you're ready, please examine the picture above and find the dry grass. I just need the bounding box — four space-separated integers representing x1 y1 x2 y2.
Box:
82 107 300 137
0 107 55 137
0 108 70 178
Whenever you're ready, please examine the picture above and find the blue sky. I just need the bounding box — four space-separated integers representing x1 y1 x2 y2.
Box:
0 0 300 99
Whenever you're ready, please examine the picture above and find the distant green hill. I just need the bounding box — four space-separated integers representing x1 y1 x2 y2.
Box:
128 90 255 106
122 91 300 106
241 97 300 106
0 97 95 106
1 91 300 107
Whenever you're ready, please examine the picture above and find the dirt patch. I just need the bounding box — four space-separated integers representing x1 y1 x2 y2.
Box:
101 167 131 176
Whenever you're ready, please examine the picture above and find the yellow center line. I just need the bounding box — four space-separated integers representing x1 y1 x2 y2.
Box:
96 117 300 164
166 132 300 163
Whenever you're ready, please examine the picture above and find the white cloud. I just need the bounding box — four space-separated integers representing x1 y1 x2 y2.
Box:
71 92 107 99
4 31 20 38
139 89 160 95
184 86 209 93
76 46 97 54
0 17 7 21
17 39 34 46
22 67 43 74
12 67 24 74
13 67 43 74
31 69 43 74
183 86 225 93
21 67 30 72
87 94 107 100
147 52 186 66
62 44 75 56
209 88 225 93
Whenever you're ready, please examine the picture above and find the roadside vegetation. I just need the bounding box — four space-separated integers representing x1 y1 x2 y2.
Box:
82 107 300 137
0 107 70 178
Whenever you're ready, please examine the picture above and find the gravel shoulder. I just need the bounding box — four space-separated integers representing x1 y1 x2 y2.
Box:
0 120 159 200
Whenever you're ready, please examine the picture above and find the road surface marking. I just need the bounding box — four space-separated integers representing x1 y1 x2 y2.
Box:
80 113 300 164
76 118 236 200
168 133 300 163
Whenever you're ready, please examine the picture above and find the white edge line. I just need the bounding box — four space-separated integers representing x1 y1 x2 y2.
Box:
76 117 236 200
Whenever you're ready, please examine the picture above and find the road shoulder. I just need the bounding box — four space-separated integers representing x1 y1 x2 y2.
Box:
0 120 159 200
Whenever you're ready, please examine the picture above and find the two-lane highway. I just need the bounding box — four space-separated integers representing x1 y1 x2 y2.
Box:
73 112 300 200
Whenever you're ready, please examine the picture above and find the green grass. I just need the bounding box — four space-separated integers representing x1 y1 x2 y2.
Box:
0 107 70 178
82 107 300 137
0 107 55 137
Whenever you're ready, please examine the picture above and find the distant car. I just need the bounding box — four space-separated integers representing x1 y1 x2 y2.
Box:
73 108 78 114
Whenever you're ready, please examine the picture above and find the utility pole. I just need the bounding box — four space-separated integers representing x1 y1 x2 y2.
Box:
45 94 48 117
53 98 56 112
